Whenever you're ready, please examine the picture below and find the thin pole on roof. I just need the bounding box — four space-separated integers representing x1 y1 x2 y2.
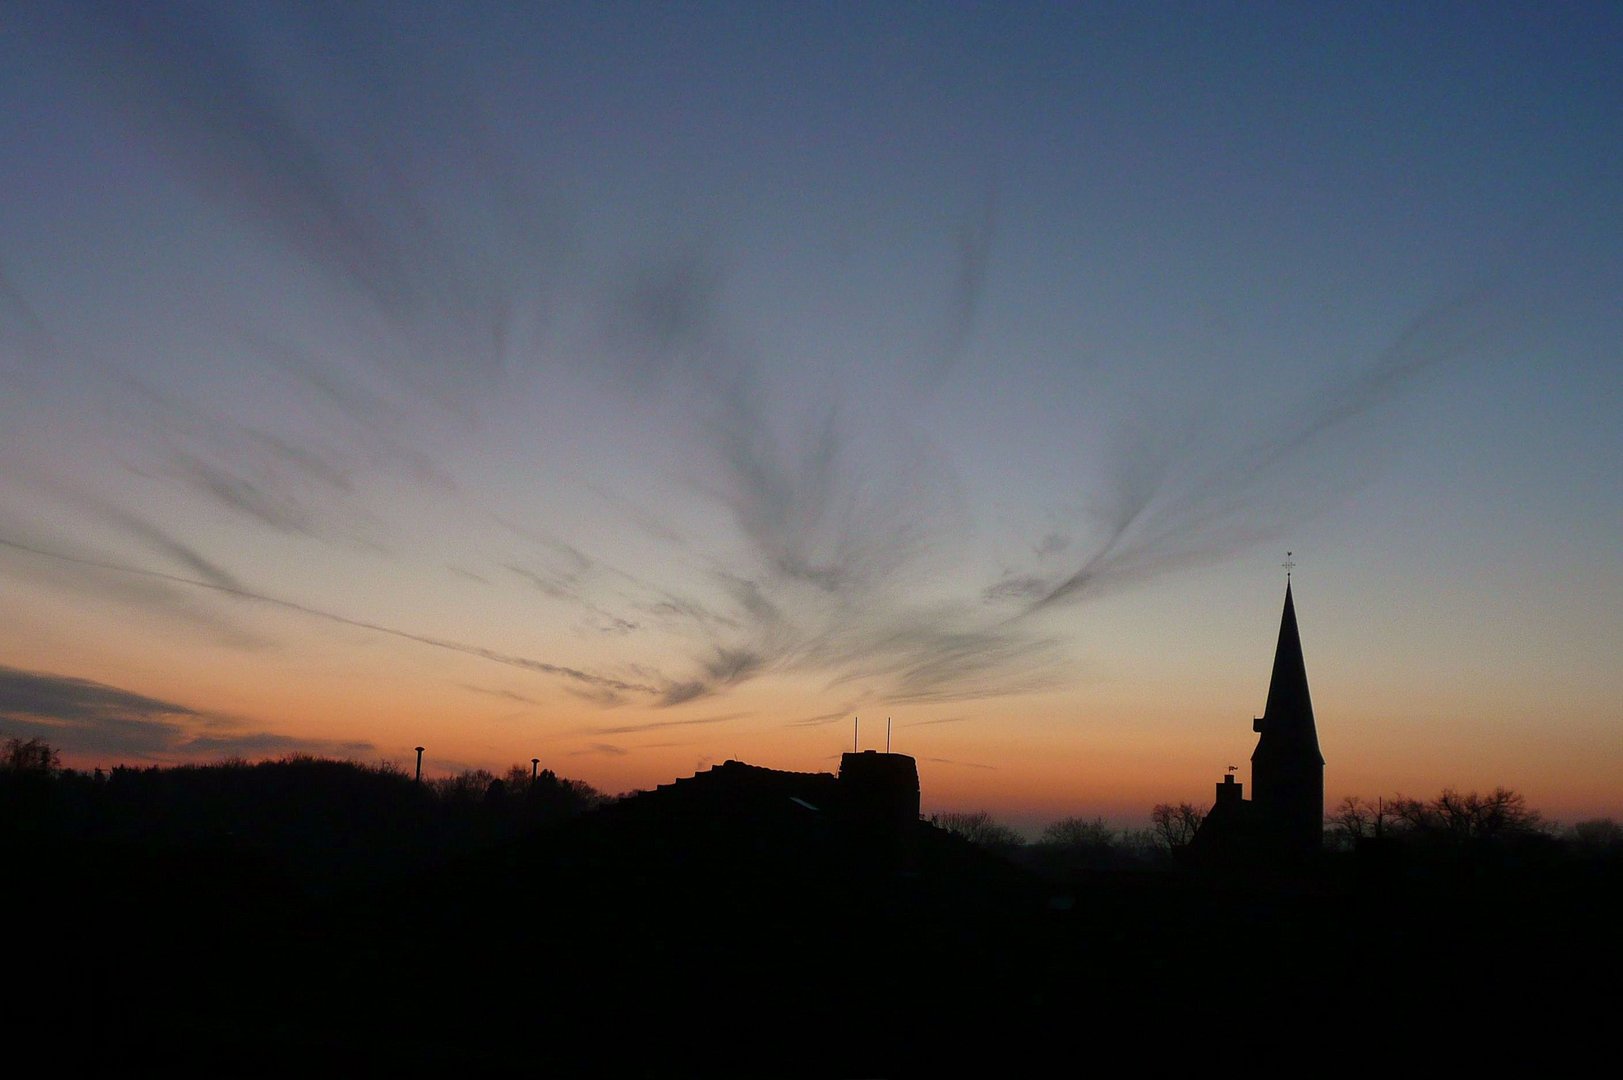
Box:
853 715 858 753
887 717 891 753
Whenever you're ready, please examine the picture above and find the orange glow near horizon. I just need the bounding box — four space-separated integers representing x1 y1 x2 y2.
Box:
8 513 1618 835
39 646 1622 835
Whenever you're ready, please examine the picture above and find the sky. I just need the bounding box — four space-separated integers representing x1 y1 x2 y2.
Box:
1 2 1618 832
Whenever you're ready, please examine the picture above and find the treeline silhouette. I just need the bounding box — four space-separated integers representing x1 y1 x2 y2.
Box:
933 804 1211 873
5 736 1619 1073
938 790 1622 874
3 738 604 891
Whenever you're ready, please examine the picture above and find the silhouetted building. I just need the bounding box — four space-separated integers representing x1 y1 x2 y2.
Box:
624 751 920 827
585 751 923 873
1193 581 1325 865
836 749 921 831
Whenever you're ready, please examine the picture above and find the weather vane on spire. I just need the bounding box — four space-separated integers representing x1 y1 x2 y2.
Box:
1283 551 1296 579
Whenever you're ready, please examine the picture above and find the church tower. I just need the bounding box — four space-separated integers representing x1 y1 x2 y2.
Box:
1249 580 1324 855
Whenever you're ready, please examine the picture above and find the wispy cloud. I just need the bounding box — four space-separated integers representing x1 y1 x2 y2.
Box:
63 491 245 591
785 705 860 728
110 380 375 548
0 665 198 725
0 664 371 762
0 537 662 700
0 5 1526 736
921 178 998 383
0 261 58 387
0 514 267 650
1022 280 1508 614
570 743 629 757
182 733 376 757
584 712 748 737
460 685 543 706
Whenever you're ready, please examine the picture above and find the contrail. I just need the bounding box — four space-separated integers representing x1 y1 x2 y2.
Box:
0 536 658 697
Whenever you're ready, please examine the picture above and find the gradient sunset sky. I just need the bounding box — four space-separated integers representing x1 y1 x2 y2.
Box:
2 3 1618 831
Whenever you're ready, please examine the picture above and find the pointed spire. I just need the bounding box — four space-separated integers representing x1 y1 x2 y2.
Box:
1249 578 1326 856
1257 581 1322 759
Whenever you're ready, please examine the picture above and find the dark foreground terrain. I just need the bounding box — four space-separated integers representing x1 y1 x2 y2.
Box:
6 762 1619 1075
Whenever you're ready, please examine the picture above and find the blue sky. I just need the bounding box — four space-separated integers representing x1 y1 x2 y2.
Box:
1 3 1618 824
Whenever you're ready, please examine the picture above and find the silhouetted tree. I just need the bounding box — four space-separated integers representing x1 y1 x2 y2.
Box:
1384 787 1543 842
1041 815 1116 848
1024 814 1141 873
496 766 606 825
1327 794 1394 848
430 768 498 804
932 810 1024 856
1569 818 1623 857
504 764 533 792
1454 786 1542 838
373 759 409 781
2 736 59 773
1149 802 1204 852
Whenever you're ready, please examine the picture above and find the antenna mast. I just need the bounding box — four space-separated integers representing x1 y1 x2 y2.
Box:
886 717 892 753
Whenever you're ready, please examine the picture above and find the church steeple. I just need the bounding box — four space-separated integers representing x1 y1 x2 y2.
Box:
1249 579 1325 855
1191 573 1330 865
1253 582 1323 759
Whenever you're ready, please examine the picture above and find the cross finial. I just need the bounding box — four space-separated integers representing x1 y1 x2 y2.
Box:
1283 551 1296 578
